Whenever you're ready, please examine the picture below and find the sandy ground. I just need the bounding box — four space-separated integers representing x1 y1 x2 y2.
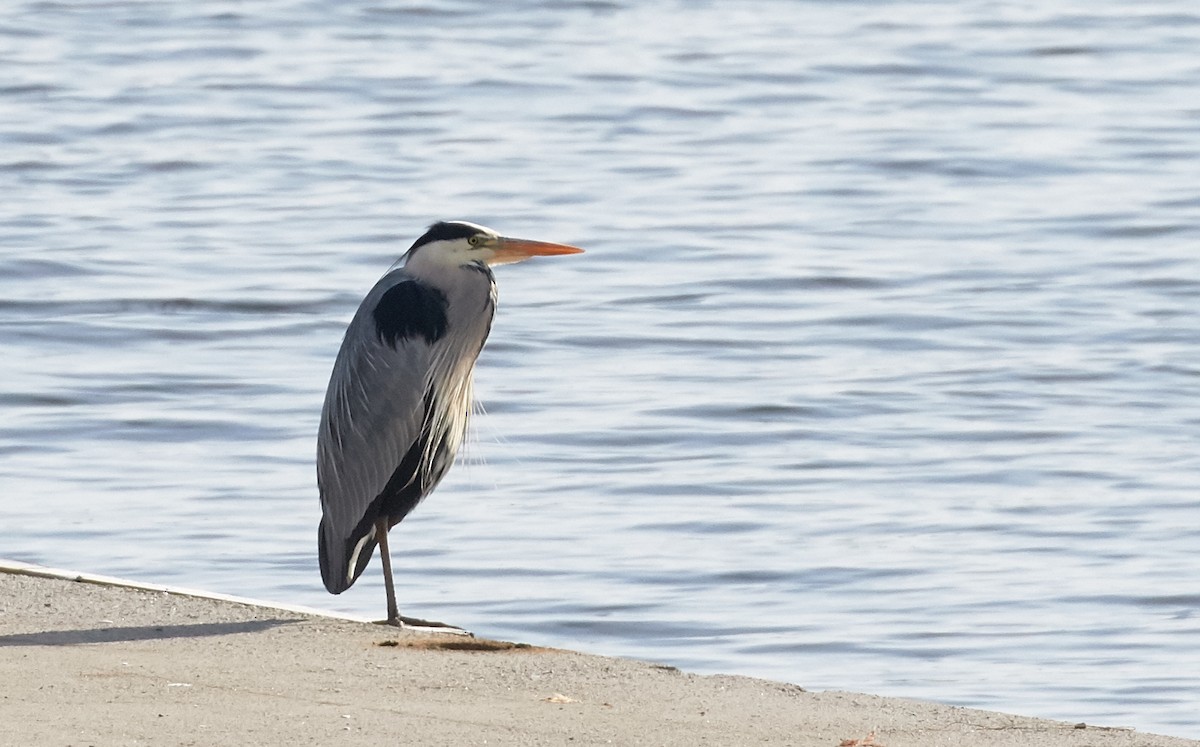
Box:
1 563 1194 747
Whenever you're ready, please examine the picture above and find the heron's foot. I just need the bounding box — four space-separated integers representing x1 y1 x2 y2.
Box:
373 615 472 636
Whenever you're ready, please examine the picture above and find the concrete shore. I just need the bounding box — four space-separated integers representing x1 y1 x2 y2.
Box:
1 561 1194 746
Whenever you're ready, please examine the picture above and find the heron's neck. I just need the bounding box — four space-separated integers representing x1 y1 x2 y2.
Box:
404 256 494 303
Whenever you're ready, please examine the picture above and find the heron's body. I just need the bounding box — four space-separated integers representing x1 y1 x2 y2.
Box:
316 221 582 625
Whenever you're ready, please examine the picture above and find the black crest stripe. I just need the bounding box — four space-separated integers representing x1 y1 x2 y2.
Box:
409 221 482 251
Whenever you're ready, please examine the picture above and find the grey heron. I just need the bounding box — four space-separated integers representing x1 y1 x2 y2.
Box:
317 220 583 626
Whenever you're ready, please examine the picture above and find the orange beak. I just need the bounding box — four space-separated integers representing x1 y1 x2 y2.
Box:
488 236 585 266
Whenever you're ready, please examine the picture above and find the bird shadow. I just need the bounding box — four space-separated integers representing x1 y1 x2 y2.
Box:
0 618 301 647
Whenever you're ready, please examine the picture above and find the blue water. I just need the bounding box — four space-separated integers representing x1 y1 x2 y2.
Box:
3 0 1199 737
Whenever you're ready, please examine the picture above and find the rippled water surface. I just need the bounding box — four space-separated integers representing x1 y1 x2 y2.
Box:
3 0 1199 737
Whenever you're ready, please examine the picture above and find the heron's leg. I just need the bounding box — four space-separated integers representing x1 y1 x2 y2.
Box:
375 517 401 626
371 518 467 633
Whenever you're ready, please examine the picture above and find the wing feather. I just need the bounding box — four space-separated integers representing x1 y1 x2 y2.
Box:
316 270 439 593
316 262 495 595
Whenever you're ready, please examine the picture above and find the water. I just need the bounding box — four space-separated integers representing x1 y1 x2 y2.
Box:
3 0 1199 737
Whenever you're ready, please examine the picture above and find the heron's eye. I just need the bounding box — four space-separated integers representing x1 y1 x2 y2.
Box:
468 235 484 248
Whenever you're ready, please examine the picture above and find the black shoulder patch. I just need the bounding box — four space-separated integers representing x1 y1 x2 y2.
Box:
372 281 449 347
409 221 482 252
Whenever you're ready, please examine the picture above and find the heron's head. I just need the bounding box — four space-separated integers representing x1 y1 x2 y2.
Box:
403 220 583 270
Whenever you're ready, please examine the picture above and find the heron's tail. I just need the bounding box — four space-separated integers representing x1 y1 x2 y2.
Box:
318 517 376 594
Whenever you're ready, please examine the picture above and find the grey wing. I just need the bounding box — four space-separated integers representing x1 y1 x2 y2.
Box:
316 277 433 593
